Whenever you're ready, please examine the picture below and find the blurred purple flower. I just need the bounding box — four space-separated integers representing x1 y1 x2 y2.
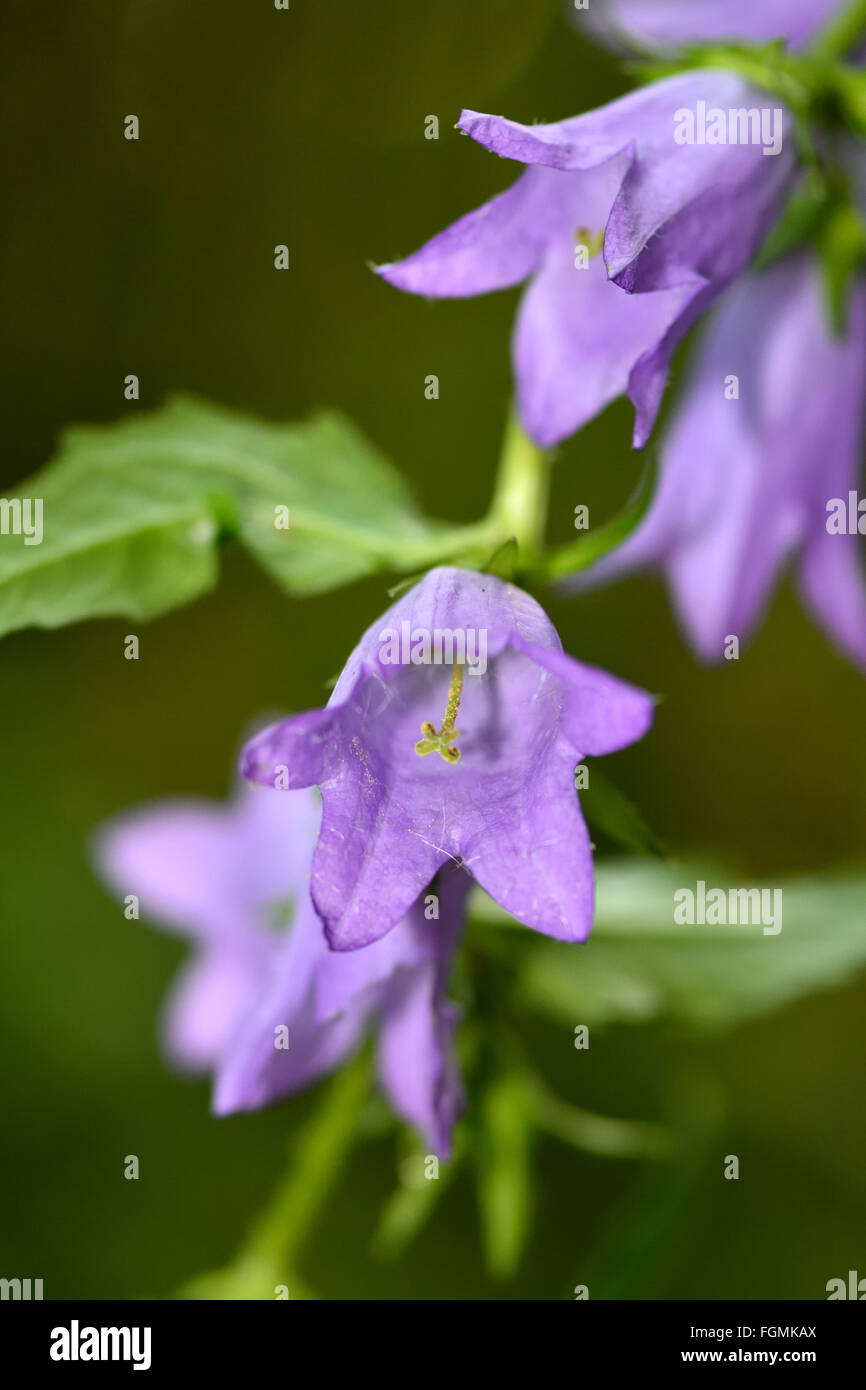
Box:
575 255 866 670
95 781 467 1154
377 74 794 447
242 567 654 950
581 0 842 55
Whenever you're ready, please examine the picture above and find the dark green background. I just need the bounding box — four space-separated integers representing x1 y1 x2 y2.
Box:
0 0 863 1299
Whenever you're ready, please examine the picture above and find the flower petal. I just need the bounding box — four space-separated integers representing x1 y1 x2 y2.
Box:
93 800 257 939
311 764 449 951
163 940 276 1073
376 868 468 1155
315 891 438 1020
466 742 596 942
604 78 794 292
212 894 367 1114
578 257 866 667
240 705 348 790
583 0 840 54
511 637 656 755
513 226 696 446
798 530 866 673
93 782 319 938
239 570 654 950
459 73 792 296
375 166 558 297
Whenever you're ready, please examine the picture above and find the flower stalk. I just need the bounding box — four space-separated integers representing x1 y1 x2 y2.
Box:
811 0 866 60
487 407 551 561
181 1050 370 1299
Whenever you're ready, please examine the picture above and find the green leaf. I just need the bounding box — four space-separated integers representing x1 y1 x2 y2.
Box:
580 765 666 859
0 395 492 639
537 452 658 581
472 863 866 1033
475 1068 533 1279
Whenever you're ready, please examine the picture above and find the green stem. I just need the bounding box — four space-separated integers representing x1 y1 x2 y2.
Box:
245 1048 370 1269
811 0 866 59
180 1049 369 1298
525 1072 673 1160
535 451 658 582
390 517 502 571
487 407 551 559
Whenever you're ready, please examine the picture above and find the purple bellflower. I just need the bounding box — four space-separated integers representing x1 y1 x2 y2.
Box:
95 780 467 1154
241 567 654 950
377 73 794 448
582 0 842 54
575 255 866 670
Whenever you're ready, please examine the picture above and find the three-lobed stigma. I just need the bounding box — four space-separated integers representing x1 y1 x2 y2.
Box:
415 663 464 764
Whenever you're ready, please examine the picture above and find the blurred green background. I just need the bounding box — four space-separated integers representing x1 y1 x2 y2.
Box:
1 0 864 1299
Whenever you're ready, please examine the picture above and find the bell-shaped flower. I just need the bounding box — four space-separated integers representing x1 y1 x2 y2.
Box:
94 780 467 1154
583 0 842 55
377 73 794 447
242 568 654 950
574 255 866 671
